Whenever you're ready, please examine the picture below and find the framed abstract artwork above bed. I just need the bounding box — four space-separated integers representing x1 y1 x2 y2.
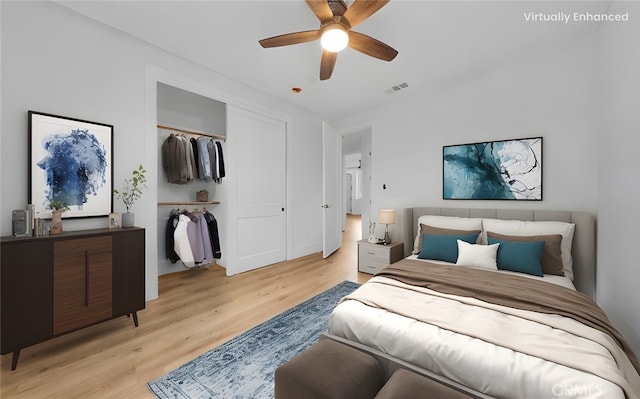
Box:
443 137 542 200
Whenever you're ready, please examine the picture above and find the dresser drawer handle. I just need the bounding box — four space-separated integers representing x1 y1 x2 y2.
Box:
84 250 89 307
367 251 376 255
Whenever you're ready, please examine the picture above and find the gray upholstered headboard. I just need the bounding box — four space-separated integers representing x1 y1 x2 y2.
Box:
403 207 596 300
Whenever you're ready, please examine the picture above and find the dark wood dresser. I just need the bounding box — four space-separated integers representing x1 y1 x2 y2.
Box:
1 227 145 370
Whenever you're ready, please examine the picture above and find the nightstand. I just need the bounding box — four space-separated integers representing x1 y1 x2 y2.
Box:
357 240 404 274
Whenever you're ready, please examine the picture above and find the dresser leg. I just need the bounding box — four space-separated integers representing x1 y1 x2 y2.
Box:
131 311 139 327
11 349 20 370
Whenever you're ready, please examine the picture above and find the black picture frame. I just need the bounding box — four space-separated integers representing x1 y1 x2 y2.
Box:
443 137 542 201
29 111 114 218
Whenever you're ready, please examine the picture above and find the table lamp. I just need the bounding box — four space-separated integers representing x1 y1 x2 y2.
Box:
378 209 396 245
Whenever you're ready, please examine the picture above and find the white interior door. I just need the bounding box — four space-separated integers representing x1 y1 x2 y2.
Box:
231 108 287 273
346 173 353 214
323 121 341 258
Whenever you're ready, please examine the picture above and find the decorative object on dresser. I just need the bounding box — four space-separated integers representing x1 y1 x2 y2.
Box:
378 209 396 245
108 212 121 229
29 111 114 219
47 200 70 235
113 164 147 228
443 137 542 201
358 240 404 275
11 209 30 237
0 227 145 370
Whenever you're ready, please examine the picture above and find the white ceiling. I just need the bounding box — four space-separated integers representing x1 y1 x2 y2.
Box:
56 0 608 122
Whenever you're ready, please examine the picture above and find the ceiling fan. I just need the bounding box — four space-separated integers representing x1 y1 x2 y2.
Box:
258 0 398 81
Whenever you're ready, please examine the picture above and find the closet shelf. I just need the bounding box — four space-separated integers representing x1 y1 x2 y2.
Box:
157 123 226 142
158 201 221 206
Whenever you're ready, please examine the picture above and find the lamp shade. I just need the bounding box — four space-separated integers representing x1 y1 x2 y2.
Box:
378 209 396 225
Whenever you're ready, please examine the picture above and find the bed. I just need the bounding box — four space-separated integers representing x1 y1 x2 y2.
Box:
325 207 640 399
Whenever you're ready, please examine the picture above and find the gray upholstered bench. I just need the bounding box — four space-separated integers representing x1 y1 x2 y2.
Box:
275 338 383 399
375 368 477 399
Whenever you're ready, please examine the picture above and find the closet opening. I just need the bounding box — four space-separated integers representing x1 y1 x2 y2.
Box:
156 82 228 280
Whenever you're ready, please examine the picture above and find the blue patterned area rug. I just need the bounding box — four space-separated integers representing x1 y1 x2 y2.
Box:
148 280 360 399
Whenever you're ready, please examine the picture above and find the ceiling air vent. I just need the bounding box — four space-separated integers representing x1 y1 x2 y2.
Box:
384 82 409 95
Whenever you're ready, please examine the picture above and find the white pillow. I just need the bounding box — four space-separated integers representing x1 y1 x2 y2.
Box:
456 240 499 270
413 215 483 254
482 219 576 280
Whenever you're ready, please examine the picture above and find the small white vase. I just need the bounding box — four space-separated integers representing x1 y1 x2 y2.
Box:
122 212 135 228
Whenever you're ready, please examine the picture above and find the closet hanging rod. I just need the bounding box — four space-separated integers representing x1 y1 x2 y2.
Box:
158 201 221 206
157 124 226 142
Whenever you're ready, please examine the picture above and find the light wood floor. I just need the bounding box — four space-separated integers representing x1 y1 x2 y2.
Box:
0 214 369 398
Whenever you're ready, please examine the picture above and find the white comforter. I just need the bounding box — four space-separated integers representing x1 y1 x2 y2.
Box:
328 276 640 399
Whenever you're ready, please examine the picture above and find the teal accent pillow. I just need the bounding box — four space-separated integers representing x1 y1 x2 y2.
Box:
488 237 545 277
418 233 479 263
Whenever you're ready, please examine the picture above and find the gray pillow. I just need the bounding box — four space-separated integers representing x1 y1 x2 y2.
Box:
413 224 481 255
486 231 564 276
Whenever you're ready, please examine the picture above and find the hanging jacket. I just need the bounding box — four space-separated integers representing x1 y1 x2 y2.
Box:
204 211 222 259
197 214 215 266
183 135 198 181
161 134 188 184
174 214 196 268
190 137 201 179
166 211 181 263
186 212 205 264
215 140 226 180
207 138 218 181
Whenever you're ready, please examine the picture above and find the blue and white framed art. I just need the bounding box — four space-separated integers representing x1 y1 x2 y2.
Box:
443 137 542 201
29 111 114 218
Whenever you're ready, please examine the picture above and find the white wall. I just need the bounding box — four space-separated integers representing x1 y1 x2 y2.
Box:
596 1 640 354
336 33 599 249
0 1 324 299
157 82 227 135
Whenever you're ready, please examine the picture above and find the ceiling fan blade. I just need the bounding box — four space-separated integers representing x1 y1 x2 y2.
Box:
259 30 321 48
348 31 398 61
305 0 334 22
343 0 390 28
320 50 338 80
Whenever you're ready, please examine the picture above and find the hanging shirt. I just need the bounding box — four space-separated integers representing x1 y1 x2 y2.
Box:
197 137 212 180
207 138 218 181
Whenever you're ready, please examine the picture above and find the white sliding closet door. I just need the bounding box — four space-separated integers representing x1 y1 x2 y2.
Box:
227 106 287 275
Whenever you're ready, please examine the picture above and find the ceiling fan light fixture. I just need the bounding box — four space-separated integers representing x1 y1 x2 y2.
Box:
320 23 349 52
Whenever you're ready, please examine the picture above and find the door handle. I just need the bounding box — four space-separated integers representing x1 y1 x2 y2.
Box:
322 204 330 208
